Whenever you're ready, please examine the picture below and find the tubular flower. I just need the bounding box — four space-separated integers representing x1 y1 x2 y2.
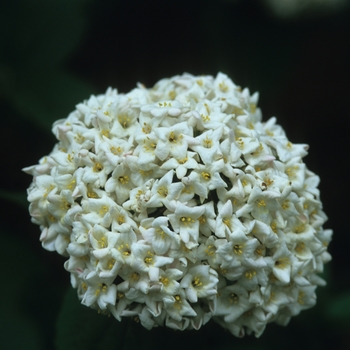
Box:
24 72 332 337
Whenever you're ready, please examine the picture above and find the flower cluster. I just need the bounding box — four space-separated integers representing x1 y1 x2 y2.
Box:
24 72 332 337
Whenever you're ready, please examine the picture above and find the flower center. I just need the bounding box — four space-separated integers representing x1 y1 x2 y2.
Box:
118 176 129 185
201 172 211 180
192 276 203 288
233 244 243 255
118 115 131 128
245 270 256 280
180 216 195 225
229 293 239 304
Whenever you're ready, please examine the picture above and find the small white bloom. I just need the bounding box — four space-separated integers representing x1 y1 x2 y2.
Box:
80 271 117 310
180 264 219 303
160 151 199 179
215 283 252 323
167 202 205 249
140 216 180 255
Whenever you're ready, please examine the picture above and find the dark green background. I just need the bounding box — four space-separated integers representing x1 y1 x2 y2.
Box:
1 0 349 349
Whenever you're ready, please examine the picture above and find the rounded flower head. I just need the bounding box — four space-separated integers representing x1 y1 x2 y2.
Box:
24 73 332 337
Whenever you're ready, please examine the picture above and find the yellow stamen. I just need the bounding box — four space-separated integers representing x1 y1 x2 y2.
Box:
117 215 125 225
118 115 131 129
256 199 266 207
60 200 71 211
233 244 243 255
139 169 153 176
142 123 152 134
157 187 168 197
130 272 139 281
201 172 211 180
198 216 206 225
98 236 107 248
159 276 169 286
67 179 76 190
298 291 305 304
180 217 195 225
101 129 110 138
229 293 239 304
99 206 108 215
205 245 215 256
74 134 85 143
192 276 203 288
201 114 210 122
203 136 212 148
275 257 289 269
156 228 165 239
144 251 154 265
223 218 231 229
87 191 98 198
118 175 129 185
178 157 188 164
282 200 290 210
174 295 182 309
294 225 305 234
107 259 116 270
110 146 122 155
295 242 305 253
219 82 228 92
245 270 256 280
93 163 103 172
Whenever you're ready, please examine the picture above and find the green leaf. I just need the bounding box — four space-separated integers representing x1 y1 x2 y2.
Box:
0 0 90 71
326 292 350 321
0 0 95 129
0 231 46 350
56 287 240 350
55 287 128 350
3 70 95 129
0 189 27 208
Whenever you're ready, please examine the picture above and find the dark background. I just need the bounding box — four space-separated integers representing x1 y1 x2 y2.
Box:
1 0 349 349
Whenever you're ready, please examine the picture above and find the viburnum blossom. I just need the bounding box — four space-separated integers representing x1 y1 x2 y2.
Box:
24 72 332 337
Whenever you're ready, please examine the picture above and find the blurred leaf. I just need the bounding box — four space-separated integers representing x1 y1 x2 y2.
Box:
0 189 27 208
0 0 90 71
56 287 244 350
3 70 95 129
326 292 350 321
0 231 45 349
1 303 45 350
0 0 95 129
56 287 128 350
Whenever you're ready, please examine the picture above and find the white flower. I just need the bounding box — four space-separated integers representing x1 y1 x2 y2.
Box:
140 216 180 255
130 242 174 281
146 170 184 208
163 289 197 322
80 271 117 310
180 264 219 303
104 162 134 204
167 202 205 249
24 72 332 337
160 151 199 179
214 283 252 323
217 229 260 269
